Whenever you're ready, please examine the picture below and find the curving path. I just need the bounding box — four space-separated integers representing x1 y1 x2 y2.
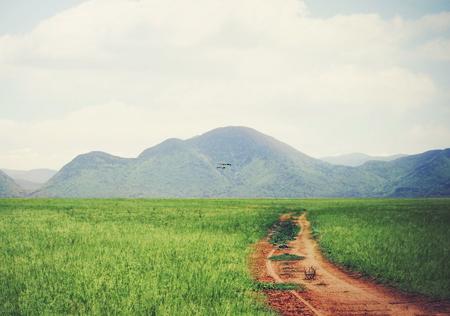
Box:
254 213 450 316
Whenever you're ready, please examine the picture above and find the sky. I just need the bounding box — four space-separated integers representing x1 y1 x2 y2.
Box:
1 0 450 170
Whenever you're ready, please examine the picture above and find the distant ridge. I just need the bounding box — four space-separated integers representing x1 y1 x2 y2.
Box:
28 126 450 198
320 153 407 167
2 168 57 191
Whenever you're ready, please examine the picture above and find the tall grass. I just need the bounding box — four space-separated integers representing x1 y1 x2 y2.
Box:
1 198 449 315
0 199 302 315
304 198 450 299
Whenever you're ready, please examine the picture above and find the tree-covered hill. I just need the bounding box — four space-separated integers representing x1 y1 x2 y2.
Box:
31 127 450 198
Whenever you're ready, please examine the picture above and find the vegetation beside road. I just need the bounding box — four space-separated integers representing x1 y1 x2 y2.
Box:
0 199 301 315
1 198 449 315
305 198 450 299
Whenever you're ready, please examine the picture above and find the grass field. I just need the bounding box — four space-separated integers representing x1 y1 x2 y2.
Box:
0 199 303 315
1 198 449 315
304 199 450 299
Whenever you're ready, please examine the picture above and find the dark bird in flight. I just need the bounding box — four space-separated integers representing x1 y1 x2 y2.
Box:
217 163 232 169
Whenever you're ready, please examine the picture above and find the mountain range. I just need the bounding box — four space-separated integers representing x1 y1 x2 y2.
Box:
1 126 449 198
320 153 407 167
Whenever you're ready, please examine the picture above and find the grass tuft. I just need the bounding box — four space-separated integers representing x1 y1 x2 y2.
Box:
269 253 305 261
269 218 300 246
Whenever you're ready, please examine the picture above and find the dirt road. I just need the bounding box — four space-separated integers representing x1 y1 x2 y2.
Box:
251 214 450 316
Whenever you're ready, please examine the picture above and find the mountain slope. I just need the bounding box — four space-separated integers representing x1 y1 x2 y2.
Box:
38 142 229 198
187 127 385 197
361 149 450 197
36 127 384 197
0 170 23 197
33 126 450 198
37 152 132 197
321 153 407 167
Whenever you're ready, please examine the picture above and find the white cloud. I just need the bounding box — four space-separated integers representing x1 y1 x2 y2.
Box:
407 124 450 151
0 101 275 169
413 12 450 34
419 38 450 61
0 0 449 168
1 98 448 170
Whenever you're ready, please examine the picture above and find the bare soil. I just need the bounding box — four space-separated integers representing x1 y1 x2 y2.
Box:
251 214 450 316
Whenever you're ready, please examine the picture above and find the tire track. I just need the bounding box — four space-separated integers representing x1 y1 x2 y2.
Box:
265 247 323 316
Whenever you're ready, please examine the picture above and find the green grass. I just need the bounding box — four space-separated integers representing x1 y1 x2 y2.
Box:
0 199 304 315
269 253 305 261
268 217 300 246
303 198 450 299
1 198 449 315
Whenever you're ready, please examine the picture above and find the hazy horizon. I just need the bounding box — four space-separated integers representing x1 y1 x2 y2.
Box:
1 0 450 169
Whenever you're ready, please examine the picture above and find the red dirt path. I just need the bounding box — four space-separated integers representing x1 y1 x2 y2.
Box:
251 214 450 316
